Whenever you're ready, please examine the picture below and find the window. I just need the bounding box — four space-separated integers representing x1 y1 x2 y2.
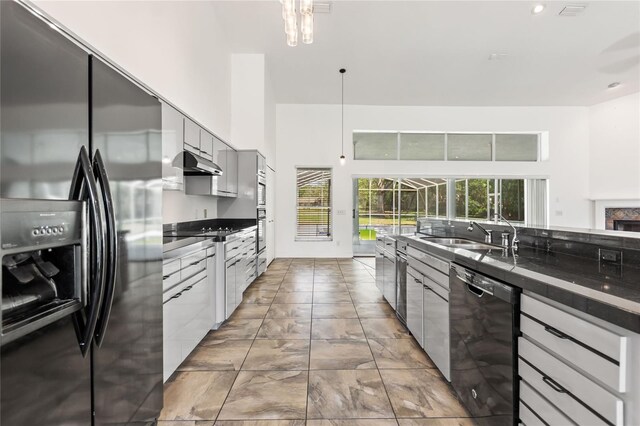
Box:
495 134 539 161
399 133 445 160
447 133 493 161
353 132 397 160
296 168 332 241
354 131 542 162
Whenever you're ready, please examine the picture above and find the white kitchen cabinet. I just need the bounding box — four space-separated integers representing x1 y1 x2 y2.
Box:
423 278 450 380
183 117 200 153
519 292 640 426
199 130 214 161
161 103 184 191
406 266 423 346
162 242 216 382
225 146 238 196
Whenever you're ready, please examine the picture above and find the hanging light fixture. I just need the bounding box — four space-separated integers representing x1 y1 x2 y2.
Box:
339 68 346 166
280 0 313 46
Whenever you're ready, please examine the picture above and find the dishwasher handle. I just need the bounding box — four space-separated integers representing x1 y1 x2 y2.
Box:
451 263 519 303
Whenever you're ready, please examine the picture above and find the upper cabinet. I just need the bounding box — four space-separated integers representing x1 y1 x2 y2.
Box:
199 130 214 162
183 118 200 154
160 106 238 197
161 103 184 191
225 147 238 196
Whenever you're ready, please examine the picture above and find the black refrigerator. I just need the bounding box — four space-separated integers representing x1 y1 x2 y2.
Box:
0 1 163 425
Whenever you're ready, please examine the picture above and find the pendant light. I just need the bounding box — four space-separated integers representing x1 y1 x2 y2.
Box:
339 68 346 165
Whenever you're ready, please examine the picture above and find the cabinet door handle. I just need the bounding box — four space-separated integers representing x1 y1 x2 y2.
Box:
542 376 567 394
544 326 569 340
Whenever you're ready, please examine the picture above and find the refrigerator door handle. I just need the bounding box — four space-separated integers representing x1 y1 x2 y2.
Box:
92 150 118 347
69 146 107 357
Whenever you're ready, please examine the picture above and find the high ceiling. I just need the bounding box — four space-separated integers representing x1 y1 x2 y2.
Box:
213 0 640 106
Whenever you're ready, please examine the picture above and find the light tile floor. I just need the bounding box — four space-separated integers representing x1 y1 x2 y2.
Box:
159 258 471 425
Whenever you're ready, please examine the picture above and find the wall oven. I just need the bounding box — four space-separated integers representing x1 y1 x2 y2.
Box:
257 171 266 208
257 209 266 253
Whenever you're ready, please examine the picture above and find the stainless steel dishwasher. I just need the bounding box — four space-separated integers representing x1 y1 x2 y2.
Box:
449 263 521 426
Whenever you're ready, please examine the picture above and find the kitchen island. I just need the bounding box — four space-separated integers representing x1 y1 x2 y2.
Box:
379 219 640 426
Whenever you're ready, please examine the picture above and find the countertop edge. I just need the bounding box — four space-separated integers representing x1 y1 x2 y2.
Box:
397 235 640 333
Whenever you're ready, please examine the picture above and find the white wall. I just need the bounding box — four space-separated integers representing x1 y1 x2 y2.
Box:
35 0 231 141
589 92 640 200
231 54 265 152
275 104 591 258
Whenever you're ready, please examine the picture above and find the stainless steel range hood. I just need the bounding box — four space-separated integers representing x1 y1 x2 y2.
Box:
181 151 223 176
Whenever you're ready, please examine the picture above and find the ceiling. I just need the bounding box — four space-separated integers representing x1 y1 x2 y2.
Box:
213 1 640 106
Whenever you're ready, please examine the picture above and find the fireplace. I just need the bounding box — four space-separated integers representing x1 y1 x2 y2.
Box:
613 220 640 232
606 208 640 233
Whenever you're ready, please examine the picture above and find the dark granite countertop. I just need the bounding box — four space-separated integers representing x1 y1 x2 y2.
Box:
163 218 257 253
396 234 640 333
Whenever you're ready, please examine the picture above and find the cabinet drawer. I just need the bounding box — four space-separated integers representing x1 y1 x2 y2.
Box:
407 246 449 274
181 253 206 281
519 401 545 426
162 258 181 292
519 337 623 426
520 380 576 426
521 315 624 392
522 294 625 365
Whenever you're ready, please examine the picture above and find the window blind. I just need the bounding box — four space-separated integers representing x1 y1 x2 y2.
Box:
296 168 332 241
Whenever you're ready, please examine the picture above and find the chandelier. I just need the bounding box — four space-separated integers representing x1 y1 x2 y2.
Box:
281 0 313 47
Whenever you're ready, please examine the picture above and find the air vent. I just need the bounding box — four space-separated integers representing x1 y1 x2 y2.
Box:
559 4 587 16
313 2 331 14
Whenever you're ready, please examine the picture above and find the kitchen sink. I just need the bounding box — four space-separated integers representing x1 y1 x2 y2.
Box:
446 243 501 250
423 238 477 245
421 237 501 250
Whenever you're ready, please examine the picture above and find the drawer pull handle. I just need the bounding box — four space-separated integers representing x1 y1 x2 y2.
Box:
171 292 183 300
542 376 567 394
163 270 180 279
544 326 569 339
189 261 202 266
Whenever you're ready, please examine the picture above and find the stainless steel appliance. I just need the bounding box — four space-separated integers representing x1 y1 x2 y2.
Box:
257 165 266 209
395 240 407 324
450 263 520 425
382 236 397 309
1 2 163 424
182 150 223 176
218 150 267 277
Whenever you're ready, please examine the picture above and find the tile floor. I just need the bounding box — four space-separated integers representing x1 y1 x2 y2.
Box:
159 258 472 425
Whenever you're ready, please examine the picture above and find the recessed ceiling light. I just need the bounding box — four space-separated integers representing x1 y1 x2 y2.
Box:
532 4 545 14
608 82 621 89
488 53 508 61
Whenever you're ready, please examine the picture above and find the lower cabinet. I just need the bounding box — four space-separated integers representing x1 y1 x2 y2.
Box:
423 281 450 380
518 292 639 426
163 269 210 382
406 266 424 347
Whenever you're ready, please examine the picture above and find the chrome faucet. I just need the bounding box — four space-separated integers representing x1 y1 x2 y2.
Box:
496 214 519 253
467 221 493 243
